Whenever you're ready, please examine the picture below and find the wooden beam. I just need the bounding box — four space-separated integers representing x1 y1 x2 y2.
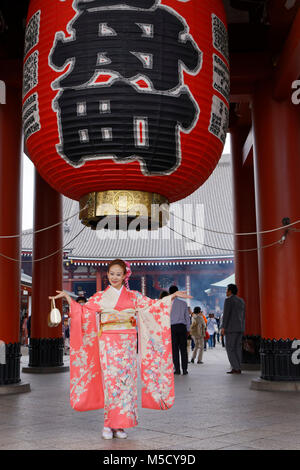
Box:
242 127 254 166
266 0 299 55
273 6 300 100
0 59 22 88
229 52 273 102
230 81 254 103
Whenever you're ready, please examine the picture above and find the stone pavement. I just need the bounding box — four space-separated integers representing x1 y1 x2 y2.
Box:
1 344 300 451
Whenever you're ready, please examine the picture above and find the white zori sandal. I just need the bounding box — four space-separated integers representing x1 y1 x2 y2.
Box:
102 427 113 440
112 429 128 439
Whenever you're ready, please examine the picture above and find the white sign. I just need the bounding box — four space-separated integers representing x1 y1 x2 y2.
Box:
23 50 39 98
23 92 41 141
213 53 230 104
212 14 229 63
0 80 5 104
24 10 41 58
209 94 229 144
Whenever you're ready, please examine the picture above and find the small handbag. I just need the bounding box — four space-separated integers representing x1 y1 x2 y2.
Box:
205 330 210 340
48 298 62 328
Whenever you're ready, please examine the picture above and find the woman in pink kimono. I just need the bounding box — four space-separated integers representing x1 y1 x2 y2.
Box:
49 258 191 440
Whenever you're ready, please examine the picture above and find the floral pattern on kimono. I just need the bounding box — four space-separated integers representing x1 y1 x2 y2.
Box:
132 291 175 410
69 292 104 411
99 330 138 429
69 286 175 425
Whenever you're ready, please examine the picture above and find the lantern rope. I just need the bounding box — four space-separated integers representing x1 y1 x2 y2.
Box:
167 226 287 253
169 211 300 236
1 203 298 239
0 226 87 263
0 202 89 239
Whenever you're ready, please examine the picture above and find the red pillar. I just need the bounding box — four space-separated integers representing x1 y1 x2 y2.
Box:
230 126 261 338
96 268 102 292
252 80 300 380
28 169 64 368
0 83 23 384
64 272 73 293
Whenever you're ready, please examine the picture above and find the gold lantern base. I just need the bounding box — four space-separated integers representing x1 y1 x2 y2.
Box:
79 191 169 230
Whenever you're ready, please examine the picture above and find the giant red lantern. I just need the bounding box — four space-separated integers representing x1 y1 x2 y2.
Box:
23 0 229 228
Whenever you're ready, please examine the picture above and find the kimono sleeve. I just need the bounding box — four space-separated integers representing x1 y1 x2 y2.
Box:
69 292 102 349
133 291 175 411
70 292 102 317
69 293 104 412
133 290 173 313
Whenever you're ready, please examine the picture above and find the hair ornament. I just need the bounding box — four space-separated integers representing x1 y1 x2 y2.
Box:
124 261 132 289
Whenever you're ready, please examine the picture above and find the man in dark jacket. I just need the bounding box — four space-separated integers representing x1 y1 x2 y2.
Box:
221 283 245 374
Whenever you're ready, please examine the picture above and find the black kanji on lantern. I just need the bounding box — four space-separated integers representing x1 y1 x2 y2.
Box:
50 4 201 91
50 0 201 174
55 81 197 174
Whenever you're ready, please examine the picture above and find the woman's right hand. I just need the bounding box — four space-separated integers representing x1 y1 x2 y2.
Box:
49 290 72 306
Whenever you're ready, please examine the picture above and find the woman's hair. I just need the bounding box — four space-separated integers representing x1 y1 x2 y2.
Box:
193 306 201 314
107 258 127 275
159 290 169 299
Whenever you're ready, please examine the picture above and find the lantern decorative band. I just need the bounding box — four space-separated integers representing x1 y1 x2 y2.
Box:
79 190 169 230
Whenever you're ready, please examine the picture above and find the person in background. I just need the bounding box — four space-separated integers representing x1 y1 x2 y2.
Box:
26 315 31 345
21 315 28 346
219 313 225 347
187 306 194 361
190 307 206 364
63 316 70 354
215 311 221 343
221 283 245 374
201 310 208 350
169 285 191 375
206 313 217 349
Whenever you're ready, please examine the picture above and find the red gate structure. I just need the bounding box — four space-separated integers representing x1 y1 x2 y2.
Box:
0 0 300 389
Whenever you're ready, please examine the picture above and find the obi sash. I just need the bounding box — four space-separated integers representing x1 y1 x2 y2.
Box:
99 308 136 335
